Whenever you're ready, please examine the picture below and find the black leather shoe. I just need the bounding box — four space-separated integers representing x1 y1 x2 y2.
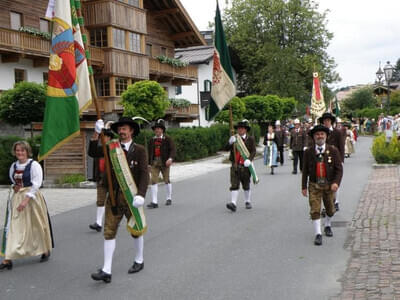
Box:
314 234 322 246
292 170 297 174
128 262 144 274
0 261 12 270
40 252 50 263
91 269 112 283
147 202 158 209
335 202 340 211
245 202 252 209
324 226 333 237
89 223 102 232
226 203 237 212
165 199 172 206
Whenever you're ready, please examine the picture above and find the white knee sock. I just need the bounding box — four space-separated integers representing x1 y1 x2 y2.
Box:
231 190 239 205
166 183 172 200
133 236 144 264
102 239 116 274
313 219 322 235
96 206 105 226
325 216 332 227
335 189 340 204
244 190 251 203
151 184 158 204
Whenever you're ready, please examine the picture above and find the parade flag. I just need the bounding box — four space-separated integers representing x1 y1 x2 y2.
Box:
310 72 326 119
207 2 236 120
334 95 341 116
39 0 92 161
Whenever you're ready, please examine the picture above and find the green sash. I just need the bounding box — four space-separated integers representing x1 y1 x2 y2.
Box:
1 188 12 257
235 134 259 184
108 140 147 237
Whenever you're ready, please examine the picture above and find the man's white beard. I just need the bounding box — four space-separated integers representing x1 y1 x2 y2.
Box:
315 138 325 146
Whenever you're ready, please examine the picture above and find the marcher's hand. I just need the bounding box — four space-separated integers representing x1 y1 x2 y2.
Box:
17 198 30 212
303 147 307 151
13 185 21 193
133 195 144 208
95 119 104 134
331 183 339 192
244 159 251 167
229 136 236 145
302 189 307 197
166 158 173 167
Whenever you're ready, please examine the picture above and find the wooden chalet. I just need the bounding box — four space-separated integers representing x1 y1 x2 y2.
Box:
0 0 206 182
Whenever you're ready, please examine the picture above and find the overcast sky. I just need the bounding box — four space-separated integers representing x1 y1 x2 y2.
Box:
180 0 400 89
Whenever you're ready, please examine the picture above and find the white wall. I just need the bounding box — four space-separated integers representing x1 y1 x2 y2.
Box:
0 56 48 90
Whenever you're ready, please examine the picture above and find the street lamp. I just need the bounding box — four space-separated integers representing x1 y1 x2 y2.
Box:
383 61 394 113
376 62 384 109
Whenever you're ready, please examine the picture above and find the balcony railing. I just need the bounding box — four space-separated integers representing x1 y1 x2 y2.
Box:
0 28 50 56
165 104 199 119
149 58 198 81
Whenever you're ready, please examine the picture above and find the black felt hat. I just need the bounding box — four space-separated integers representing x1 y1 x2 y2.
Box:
318 112 336 124
309 124 330 137
151 119 166 131
234 119 251 131
110 117 140 137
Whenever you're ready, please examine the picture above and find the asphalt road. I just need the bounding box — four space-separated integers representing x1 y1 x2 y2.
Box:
0 137 374 300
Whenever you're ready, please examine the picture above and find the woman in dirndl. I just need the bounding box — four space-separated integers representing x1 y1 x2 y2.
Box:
0 141 53 270
263 124 278 174
344 123 355 158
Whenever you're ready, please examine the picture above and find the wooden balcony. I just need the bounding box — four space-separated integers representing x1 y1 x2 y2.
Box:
149 58 198 83
83 0 147 34
85 96 123 114
103 49 149 79
0 27 50 57
165 104 199 122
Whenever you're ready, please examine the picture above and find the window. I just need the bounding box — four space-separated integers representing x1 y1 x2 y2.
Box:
127 0 140 7
113 28 125 50
129 32 141 53
96 78 110 96
90 28 108 47
14 69 25 83
146 44 152 56
204 80 212 92
115 78 128 96
39 19 50 33
161 47 167 56
175 86 182 95
10 12 22 30
43 72 48 84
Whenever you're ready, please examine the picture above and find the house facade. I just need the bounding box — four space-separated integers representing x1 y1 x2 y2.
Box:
0 0 206 181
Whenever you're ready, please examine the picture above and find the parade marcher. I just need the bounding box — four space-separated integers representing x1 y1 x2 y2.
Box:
290 119 306 174
91 117 149 283
344 123 355 158
274 120 286 165
226 120 257 212
318 112 345 211
1 141 53 270
263 124 278 174
302 125 343 246
147 119 176 208
304 118 315 151
88 121 114 232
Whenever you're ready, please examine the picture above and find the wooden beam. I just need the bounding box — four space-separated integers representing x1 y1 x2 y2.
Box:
1 53 20 63
152 8 179 18
33 58 49 68
170 31 194 41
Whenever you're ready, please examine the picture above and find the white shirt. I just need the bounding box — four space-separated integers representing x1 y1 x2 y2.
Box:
240 134 247 140
9 159 43 200
315 144 326 154
121 140 133 152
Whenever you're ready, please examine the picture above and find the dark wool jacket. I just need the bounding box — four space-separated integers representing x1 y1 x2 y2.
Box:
327 129 345 163
89 140 149 198
290 128 306 151
225 135 256 164
274 130 286 148
147 135 176 166
302 144 343 190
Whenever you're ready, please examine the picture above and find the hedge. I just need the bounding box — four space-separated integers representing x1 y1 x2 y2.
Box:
0 135 41 184
371 133 400 164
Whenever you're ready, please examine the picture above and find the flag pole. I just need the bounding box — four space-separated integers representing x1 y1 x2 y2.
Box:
229 103 237 169
76 4 117 209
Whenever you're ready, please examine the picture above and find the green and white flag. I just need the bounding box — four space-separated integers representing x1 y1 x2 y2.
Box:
207 2 236 120
39 0 92 161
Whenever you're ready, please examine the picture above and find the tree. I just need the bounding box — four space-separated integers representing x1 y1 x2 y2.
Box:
391 58 400 82
120 80 170 121
342 86 376 111
242 95 283 123
0 81 46 125
214 96 246 123
281 97 297 119
223 0 339 105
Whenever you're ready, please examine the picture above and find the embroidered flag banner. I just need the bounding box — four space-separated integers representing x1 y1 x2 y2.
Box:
310 72 326 119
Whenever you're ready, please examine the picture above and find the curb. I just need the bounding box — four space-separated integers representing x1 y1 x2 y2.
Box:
372 163 399 169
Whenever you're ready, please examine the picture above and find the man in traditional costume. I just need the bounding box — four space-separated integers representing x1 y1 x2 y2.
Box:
304 118 314 151
88 121 114 232
226 120 257 211
90 117 149 283
318 112 345 211
274 120 286 166
290 119 306 174
302 125 343 246
147 119 176 208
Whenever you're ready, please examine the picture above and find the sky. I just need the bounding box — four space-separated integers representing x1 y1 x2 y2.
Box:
180 0 400 89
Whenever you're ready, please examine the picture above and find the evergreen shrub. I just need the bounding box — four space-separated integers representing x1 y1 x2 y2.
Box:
371 133 400 164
